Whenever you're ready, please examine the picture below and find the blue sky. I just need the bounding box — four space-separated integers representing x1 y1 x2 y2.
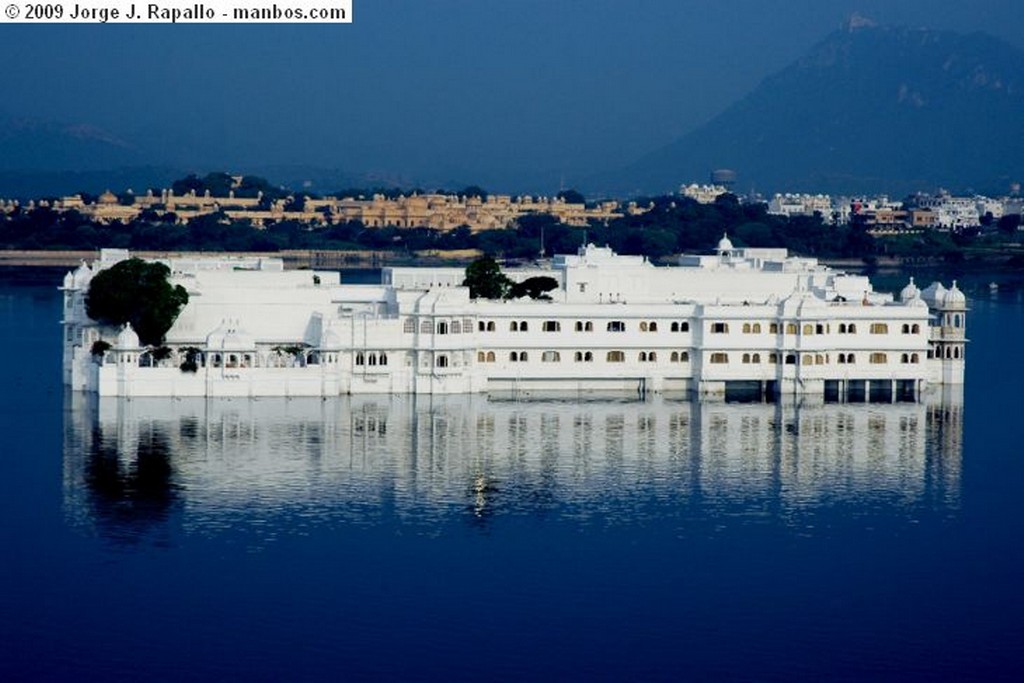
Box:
2 0 1022 191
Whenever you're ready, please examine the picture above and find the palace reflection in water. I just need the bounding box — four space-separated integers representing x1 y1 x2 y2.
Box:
62 391 964 541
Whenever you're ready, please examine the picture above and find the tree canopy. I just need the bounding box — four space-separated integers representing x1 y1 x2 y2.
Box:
85 258 190 346
463 256 511 299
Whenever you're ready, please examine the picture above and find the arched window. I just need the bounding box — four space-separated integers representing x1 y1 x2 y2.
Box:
487 321 496 332
838 354 846 364
574 351 583 362
742 353 751 364
404 318 415 333
802 354 813 365
902 324 910 334
649 322 658 332
510 351 518 362
848 354 856 364
954 346 961 359
816 324 824 335
770 323 779 334
816 354 824 365
785 354 796 365
639 351 648 362
911 324 920 334
769 353 778 364
839 323 847 334
752 323 762 334
711 322 729 333
953 314 962 328
752 353 761 364
670 351 679 362
584 352 593 362
639 322 648 332
575 321 584 332
543 321 561 332
680 322 690 332
901 353 909 364
510 321 518 332
520 321 529 332
848 323 857 334
542 351 561 362
870 352 887 364
803 324 813 335
585 321 593 332
911 353 919 364
355 352 365 366
648 351 657 362
381 353 388 366
607 321 625 332
870 323 888 334
927 349 934 359
679 351 689 362
436 321 449 335
607 351 625 362
710 352 729 364
436 355 449 368
479 321 486 332
786 323 797 335
367 353 377 366
420 320 432 334
742 323 751 334
478 351 486 362
520 351 529 361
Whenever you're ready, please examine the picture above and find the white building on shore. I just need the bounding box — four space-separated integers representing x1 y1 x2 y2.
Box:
62 239 965 400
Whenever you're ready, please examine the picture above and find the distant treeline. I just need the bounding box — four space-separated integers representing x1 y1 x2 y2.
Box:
0 191 989 262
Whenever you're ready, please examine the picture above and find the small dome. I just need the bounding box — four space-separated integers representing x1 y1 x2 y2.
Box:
62 271 74 289
205 318 256 350
717 233 734 252
907 297 929 309
942 281 967 308
115 323 140 349
72 262 92 289
899 277 920 302
98 189 118 205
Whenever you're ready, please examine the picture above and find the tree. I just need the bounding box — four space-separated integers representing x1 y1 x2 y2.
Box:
556 189 586 205
86 258 189 346
463 256 511 299
508 276 559 300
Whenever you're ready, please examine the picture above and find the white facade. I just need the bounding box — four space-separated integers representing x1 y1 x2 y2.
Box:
62 242 966 399
767 193 834 218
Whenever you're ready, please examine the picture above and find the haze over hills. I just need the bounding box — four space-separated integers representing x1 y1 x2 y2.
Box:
602 20 1024 198
3 19 1024 201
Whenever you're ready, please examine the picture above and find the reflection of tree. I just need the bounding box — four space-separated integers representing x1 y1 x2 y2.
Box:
84 426 179 543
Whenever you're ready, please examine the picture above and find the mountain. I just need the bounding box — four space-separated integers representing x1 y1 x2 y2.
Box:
0 115 149 172
607 21 1024 197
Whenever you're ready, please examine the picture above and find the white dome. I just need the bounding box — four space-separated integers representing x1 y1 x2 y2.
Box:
72 262 92 289
205 318 256 350
899 277 920 303
907 297 929 309
942 281 967 308
62 271 74 289
717 233 734 252
115 323 140 349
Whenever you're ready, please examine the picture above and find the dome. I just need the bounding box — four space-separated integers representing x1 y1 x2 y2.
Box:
205 318 256 350
717 233 734 252
942 281 967 308
62 271 74 289
71 262 92 289
115 323 140 349
98 189 118 205
907 297 929 309
899 277 920 303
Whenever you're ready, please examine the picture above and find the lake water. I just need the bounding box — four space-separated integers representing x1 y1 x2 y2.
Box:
1 267 1022 681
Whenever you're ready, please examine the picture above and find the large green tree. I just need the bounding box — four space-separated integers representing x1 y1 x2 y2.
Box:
86 258 189 346
463 256 511 299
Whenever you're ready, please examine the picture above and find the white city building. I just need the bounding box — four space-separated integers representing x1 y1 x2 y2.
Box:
62 240 966 400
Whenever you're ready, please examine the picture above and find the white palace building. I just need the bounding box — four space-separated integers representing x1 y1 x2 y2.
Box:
61 238 966 401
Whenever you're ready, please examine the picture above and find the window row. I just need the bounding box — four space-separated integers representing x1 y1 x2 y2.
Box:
483 350 692 364
355 352 388 366
474 320 694 333
928 346 962 360
405 318 475 334
708 351 916 366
